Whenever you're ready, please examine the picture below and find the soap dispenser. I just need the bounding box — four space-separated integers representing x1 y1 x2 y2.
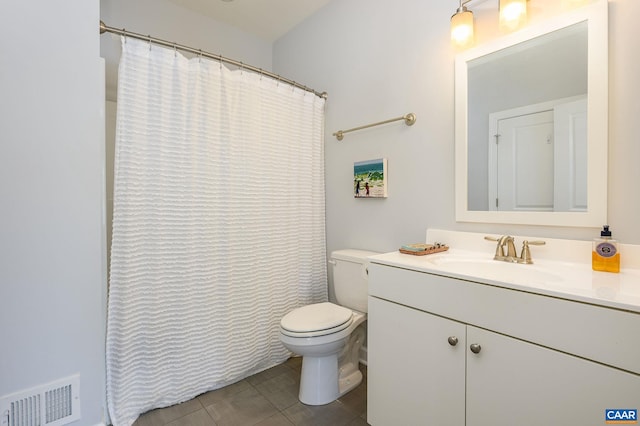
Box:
592 225 620 273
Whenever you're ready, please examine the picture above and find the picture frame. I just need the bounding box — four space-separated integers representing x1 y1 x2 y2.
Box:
354 158 387 198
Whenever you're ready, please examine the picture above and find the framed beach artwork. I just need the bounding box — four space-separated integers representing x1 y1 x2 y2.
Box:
354 158 388 198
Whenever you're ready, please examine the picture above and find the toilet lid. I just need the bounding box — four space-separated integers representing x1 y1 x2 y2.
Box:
281 302 353 334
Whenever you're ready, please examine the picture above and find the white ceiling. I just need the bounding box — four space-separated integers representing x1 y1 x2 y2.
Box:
166 0 334 41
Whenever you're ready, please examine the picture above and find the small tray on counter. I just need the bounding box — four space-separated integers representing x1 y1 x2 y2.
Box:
398 243 449 256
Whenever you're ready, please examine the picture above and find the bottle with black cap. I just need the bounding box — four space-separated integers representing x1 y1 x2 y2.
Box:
592 225 620 273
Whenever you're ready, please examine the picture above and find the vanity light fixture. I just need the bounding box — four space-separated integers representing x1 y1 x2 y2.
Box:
451 0 475 49
499 0 528 31
452 0 530 49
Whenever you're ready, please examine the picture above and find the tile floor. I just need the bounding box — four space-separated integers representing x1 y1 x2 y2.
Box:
132 357 368 426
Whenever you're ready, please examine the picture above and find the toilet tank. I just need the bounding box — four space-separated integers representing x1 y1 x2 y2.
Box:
331 249 379 313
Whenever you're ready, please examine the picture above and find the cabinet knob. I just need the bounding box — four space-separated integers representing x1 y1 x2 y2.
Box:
470 343 482 354
447 336 458 346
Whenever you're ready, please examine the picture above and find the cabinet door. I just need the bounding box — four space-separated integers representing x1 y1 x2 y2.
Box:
466 326 640 426
368 296 466 426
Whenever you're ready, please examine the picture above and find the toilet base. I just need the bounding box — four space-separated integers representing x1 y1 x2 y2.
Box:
299 354 340 405
298 324 365 406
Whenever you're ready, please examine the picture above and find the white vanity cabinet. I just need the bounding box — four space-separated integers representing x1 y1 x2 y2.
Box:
367 261 640 426
465 326 639 426
368 296 466 425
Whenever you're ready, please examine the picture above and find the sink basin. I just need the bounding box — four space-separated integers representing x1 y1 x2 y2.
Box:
425 254 564 285
413 251 639 310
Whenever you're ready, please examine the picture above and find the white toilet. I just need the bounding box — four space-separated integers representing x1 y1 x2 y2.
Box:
279 249 378 405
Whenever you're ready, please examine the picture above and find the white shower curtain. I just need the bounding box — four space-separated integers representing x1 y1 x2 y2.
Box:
106 38 327 426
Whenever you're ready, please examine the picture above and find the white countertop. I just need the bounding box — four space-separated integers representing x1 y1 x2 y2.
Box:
369 244 640 314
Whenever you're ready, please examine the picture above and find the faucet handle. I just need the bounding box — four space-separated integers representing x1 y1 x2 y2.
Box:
520 240 546 264
484 236 499 242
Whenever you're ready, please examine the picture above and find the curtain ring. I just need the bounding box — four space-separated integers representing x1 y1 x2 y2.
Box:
147 35 152 50
198 49 203 62
173 43 177 57
240 62 244 74
258 68 263 81
218 54 223 70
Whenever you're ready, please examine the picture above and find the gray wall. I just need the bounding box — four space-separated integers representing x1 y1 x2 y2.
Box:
273 0 640 282
0 2 107 425
276 0 457 256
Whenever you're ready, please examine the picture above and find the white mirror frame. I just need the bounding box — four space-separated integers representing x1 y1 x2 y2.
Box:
455 0 608 227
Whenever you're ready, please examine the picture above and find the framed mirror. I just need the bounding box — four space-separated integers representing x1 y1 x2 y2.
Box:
455 0 608 227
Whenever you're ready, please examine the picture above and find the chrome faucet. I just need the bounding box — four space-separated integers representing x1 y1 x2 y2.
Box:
485 236 545 264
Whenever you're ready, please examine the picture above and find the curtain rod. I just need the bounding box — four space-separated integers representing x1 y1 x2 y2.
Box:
99 21 328 99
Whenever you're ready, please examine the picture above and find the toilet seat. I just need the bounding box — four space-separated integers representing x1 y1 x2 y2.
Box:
280 302 353 338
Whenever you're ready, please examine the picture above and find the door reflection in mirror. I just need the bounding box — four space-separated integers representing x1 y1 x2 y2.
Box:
483 96 587 212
